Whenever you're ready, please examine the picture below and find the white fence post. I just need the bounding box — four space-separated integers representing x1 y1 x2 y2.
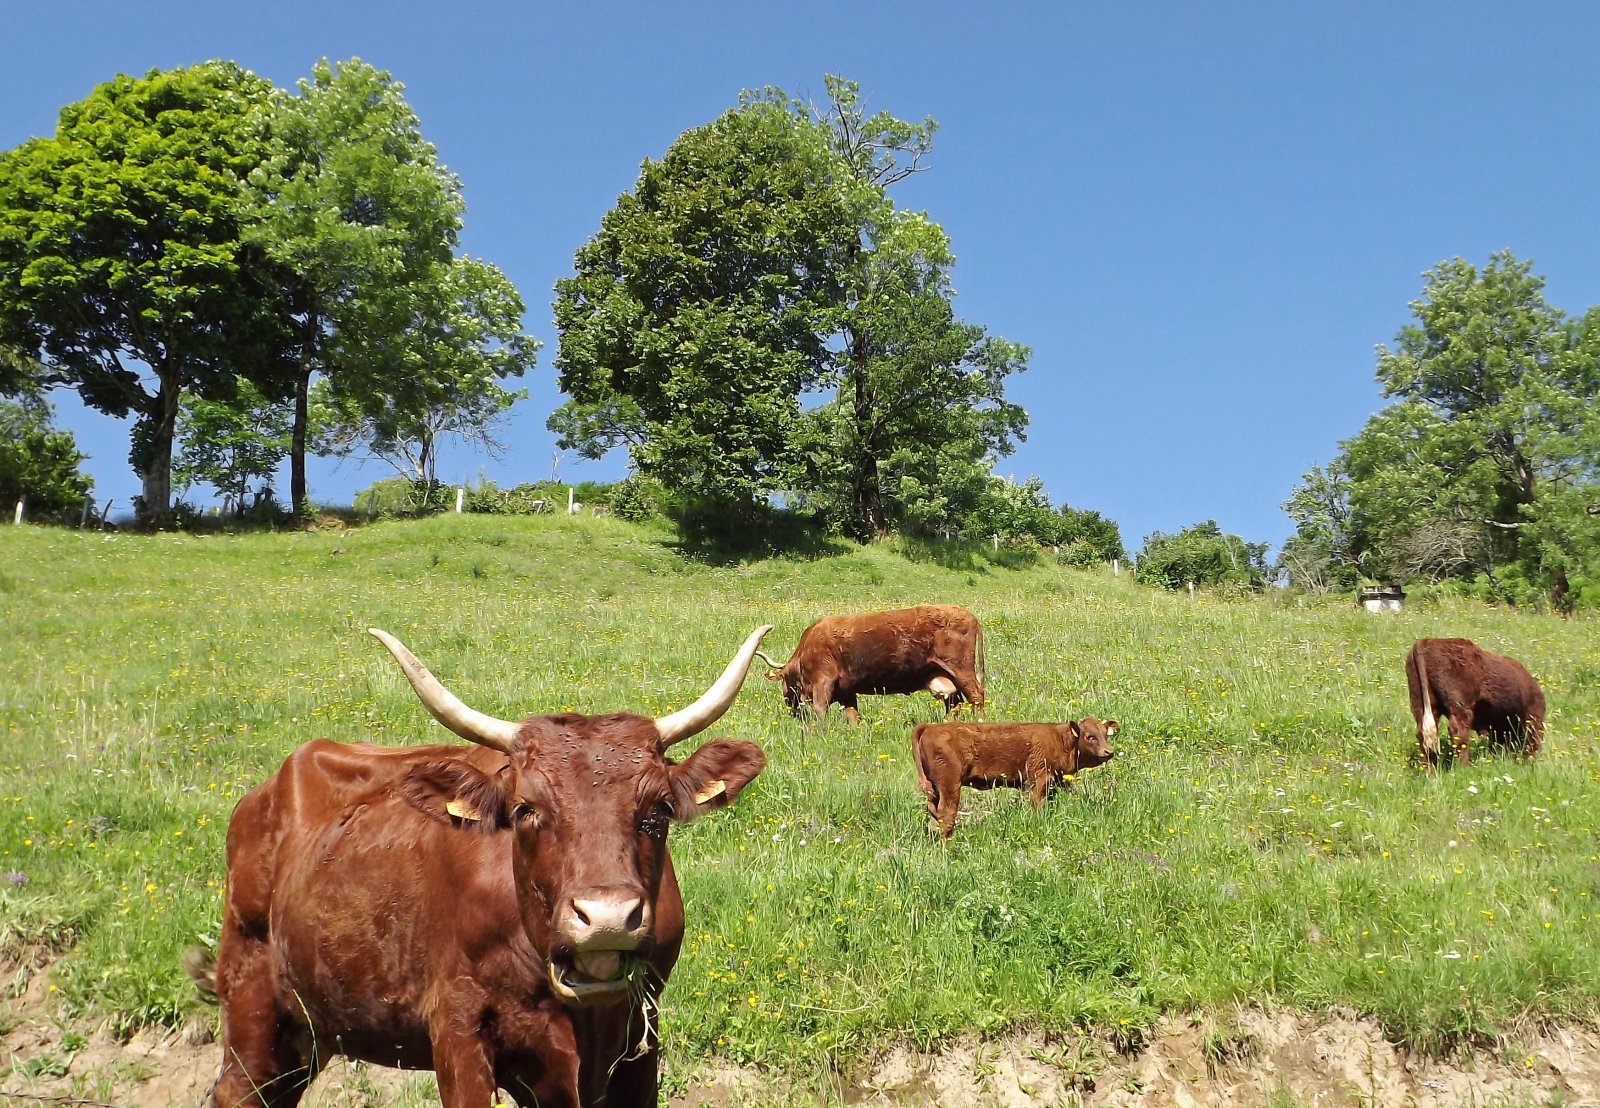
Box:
366 490 376 522
13 498 22 525
1113 558 1120 576
992 533 999 553
455 487 464 513
1188 580 1196 600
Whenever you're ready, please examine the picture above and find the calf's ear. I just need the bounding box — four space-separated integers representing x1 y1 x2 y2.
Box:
1104 720 1119 736
398 760 512 831
668 740 766 822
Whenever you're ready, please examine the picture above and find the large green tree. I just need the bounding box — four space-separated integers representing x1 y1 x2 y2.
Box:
1297 251 1600 605
310 254 536 489
1136 521 1270 591
552 94 861 514
799 206 1030 538
552 77 1030 536
800 77 1028 539
243 58 469 512
0 62 282 525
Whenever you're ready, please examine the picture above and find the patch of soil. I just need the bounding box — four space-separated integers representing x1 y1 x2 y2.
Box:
6 1005 1599 1106
675 1012 1600 1108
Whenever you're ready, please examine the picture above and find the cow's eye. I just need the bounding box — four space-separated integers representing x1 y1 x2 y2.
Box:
638 802 672 840
512 802 539 826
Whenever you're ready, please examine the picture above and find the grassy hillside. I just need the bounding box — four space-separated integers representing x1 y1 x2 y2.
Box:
2 513 1598 1084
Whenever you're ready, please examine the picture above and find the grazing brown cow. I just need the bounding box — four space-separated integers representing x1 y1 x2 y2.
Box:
1405 637 1545 768
755 604 985 723
912 717 1118 840
190 626 771 1108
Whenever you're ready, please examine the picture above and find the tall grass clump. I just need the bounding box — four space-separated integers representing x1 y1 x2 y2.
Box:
2 514 1597 1081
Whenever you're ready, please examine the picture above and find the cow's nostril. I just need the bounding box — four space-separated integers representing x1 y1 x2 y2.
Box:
572 902 592 928
625 900 645 932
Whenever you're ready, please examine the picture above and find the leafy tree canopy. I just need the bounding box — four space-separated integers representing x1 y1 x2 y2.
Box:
0 61 282 525
552 77 1030 539
244 57 474 511
173 378 291 515
310 255 536 489
1289 251 1600 606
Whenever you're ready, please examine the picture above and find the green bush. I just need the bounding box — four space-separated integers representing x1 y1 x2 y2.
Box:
0 397 93 524
351 477 452 518
1135 520 1270 591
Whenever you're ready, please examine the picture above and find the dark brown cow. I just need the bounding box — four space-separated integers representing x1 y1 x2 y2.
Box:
1405 637 1545 768
912 717 1118 840
755 604 985 723
190 626 772 1108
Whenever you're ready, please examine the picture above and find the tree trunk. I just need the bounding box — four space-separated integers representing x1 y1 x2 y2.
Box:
419 427 437 496
290 366 310 514
135 372 182 528
289 303 317 516
846 324 885 539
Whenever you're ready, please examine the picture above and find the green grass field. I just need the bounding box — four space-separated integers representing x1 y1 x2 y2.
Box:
2 512 1597 1093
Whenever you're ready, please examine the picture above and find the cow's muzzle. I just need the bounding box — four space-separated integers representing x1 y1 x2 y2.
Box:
547 890 653 1005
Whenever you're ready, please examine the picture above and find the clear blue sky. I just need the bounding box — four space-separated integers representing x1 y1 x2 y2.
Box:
7 2 1600 552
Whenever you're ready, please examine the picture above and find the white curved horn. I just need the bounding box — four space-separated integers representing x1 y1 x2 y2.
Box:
655 625 773 749
368 628 522 753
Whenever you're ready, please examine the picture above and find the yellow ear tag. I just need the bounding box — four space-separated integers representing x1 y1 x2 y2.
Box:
446 798 481 822
692 780 727 806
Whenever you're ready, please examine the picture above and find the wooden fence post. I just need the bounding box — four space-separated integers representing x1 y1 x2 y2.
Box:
99 499 113 530
80 498 93 529
365 490 376 523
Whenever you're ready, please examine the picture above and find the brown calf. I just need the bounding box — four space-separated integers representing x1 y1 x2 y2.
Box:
912 718 1117 840
1405 637 1545 768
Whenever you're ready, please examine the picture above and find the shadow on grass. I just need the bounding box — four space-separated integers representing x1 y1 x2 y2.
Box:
890 532 1043 574
662 500 852 566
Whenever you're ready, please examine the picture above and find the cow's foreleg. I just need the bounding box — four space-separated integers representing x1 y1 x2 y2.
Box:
835 689 862 725
430 1025 502 1108
210 941 313 1107
807 679 836 725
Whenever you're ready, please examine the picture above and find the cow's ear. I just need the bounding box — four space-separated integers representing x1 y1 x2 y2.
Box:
398 760 512 832
1104 720 1119 737
1067 720 1082 740
667 740 765 823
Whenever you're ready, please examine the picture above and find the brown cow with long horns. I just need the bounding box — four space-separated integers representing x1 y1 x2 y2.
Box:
756 604 985 723
190 627 772 1107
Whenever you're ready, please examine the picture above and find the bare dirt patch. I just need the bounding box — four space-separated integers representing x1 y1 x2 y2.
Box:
5 1007 1598 1106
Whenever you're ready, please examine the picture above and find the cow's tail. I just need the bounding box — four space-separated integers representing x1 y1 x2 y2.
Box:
910 723 935 804
183 945 219 1005
975 621 987 701
1409 643 1439 760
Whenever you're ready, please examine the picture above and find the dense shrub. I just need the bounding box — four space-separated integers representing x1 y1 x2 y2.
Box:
1135 520 1270 591
0 396 93 524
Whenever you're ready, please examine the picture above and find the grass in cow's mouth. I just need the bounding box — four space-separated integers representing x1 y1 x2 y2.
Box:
2 513 1598 1098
